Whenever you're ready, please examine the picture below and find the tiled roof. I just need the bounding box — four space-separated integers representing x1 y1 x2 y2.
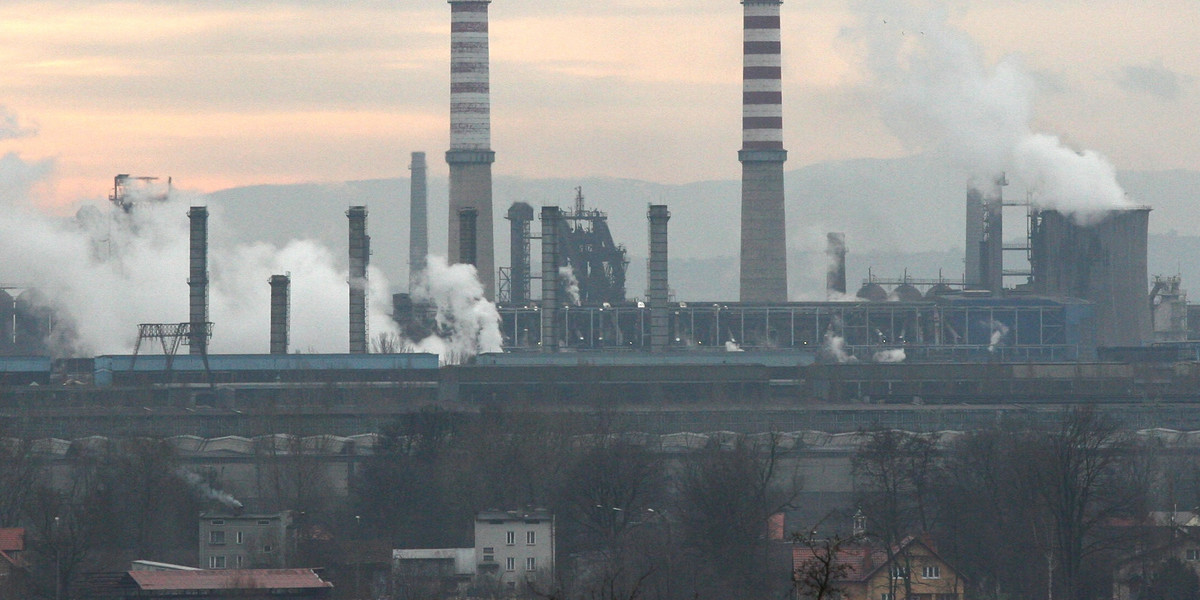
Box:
129 568 332 591
0 528 24 552
793 544 881 582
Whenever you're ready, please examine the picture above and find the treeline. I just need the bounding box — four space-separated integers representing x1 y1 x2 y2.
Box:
848 408 1198 600
352 407 801 600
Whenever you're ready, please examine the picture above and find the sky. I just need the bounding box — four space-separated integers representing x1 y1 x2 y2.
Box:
0 0 1197 211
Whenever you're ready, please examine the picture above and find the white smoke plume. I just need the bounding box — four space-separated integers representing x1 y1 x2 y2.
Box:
407 255 503 364
177 469 243 510
724 340 744 352
559 265 581 306
822 331 858 364
853 4 1131 224
0 165 399 356
987 319 1010 353
873 348 907 363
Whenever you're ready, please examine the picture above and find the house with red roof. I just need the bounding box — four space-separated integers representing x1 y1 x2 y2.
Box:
793 536 965 600
0 528 32 598
80 568 333 599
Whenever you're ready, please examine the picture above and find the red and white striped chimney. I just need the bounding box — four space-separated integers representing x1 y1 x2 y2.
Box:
738 0 788 302
446 0 496 299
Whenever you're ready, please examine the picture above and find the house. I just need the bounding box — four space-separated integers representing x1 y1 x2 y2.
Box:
1111 512 1200 600
0 528 31 598
793 536 966 600
199 511 296 570
392 509 556 595
81 568 332 599
474 509 555 591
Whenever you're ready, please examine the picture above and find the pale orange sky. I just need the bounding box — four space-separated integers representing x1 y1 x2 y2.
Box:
0 0 1196 210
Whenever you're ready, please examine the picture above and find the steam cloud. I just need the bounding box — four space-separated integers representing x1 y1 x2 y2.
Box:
856 5 1131 223
0 162 399 356
407 255 503 364
177 469 243 510
988 319 1010 353
873 348 906 363
822 331 858 364
559 266 581 306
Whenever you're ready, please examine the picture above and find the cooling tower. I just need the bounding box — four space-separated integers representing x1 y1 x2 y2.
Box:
347 206 369 354
540 206 561 352
187 206 209 355
409 152 428 292
269 274 290 355
826 232 846 297
739 0 788 303
507 202 534 304
648 205 670 352
1031 207 1151 347
446 0 496 299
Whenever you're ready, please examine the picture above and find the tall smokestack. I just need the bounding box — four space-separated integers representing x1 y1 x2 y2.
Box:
269 274 290 355
446 0 496 299
826 232 846 297
188 206 209 355
739 0 788 303
507 202 534 304
648 205 670 352
540 206 560 352
458 208 479 267
409 152 428 292
347 206 369 354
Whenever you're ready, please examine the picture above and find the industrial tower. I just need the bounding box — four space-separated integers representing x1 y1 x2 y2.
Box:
739 0 788 302
446 0 496 299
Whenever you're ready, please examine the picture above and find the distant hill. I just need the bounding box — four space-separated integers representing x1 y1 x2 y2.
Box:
203 156 1200 301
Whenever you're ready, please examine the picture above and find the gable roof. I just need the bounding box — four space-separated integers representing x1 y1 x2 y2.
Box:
793 536 962 584
128 568 332 591
0 528 24 552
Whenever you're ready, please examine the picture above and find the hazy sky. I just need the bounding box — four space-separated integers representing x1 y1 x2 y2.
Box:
0 0 1197 210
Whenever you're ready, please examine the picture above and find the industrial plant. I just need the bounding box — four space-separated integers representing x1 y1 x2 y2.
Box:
0 0 1194 441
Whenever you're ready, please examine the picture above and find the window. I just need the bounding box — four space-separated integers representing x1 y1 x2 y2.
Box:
209 555 226 569
526 557 536 571
891 567 909 579
1188 549 1200 561
483 554 494 562
527 531 536 545
483 547 494 553
922 565 941 579
210 519 225 526
506 531 515 545
257 519 271 525
236 531 244 545
235 555 243 568
880 594 893 600
506 557 515 572
263 544 274 553
209 531 225 545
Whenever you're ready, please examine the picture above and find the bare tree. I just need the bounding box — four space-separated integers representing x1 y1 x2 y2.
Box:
675 433 799 600
792 531 853 600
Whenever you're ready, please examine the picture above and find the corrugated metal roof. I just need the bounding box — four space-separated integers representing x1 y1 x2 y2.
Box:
129 568 332 591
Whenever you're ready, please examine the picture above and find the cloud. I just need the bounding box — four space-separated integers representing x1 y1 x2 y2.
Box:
1115 62 1186 101
0 106 37 140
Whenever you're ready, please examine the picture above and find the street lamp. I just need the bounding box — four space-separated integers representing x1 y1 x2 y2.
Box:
53 516 60 600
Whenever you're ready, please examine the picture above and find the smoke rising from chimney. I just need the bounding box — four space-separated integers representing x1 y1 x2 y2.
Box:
406 255 502 364
0 163 399 356
853 5 1131 224
177 469 243 510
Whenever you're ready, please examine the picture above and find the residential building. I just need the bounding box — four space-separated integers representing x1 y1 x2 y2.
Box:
793 536 966 600
474 509 555 590
1111 512 1200 600
0 528 31 598
198 511 295 570
81 568 332 599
